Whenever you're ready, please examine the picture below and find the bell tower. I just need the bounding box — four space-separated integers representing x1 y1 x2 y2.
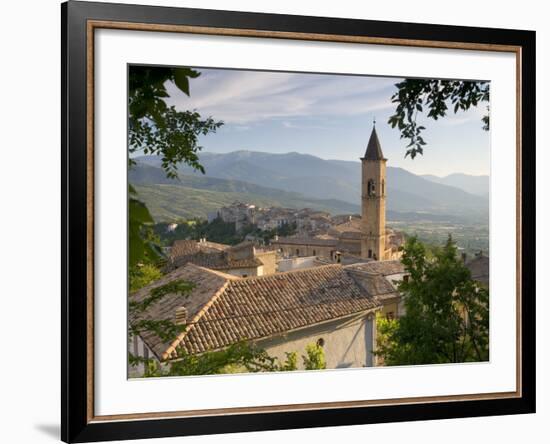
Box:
361 122 386 261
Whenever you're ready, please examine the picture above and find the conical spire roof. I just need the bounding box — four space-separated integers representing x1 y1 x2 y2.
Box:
363 125 385 161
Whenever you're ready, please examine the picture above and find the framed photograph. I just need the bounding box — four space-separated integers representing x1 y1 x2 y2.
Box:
61 1 536 442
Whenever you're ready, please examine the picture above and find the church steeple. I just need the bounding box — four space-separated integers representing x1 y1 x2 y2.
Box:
360 121 387 261
363 124 386 161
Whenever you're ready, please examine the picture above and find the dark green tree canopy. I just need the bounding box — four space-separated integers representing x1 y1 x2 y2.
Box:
388 79 490 158
376 236 489 365
128 66 223 179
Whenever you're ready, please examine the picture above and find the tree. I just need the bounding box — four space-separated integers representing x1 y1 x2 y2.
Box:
388 79 489 158
129 263 163 293
128 66 223 266
128 184 163 267
375 236 489 365
302 343 327 370
128 66 223 178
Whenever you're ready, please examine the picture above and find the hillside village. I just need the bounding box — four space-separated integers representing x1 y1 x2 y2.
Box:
129 125 489 377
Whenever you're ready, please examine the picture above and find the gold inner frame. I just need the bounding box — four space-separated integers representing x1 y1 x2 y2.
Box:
86 19 523 423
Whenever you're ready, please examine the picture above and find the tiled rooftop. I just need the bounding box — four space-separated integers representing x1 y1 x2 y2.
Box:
344 260 405 276
168 240 262 272
130 263 393 360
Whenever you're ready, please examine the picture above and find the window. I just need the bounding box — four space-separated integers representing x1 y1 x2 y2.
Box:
296 248 300 256
403 274 410 283
386 312 395 320
313 249 316 256
368 249 372 258
367 179 376 196
316 338 325 347
381 179 385 195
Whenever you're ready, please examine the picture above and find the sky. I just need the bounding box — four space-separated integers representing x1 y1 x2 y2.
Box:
163 67 490 177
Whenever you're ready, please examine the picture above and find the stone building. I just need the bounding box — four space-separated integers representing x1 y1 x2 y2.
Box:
271 236 340 260
129 262 402 375
270 124 402 262
344 260 407 319
360 124 402 261
167 239 277 278
208 202 257 231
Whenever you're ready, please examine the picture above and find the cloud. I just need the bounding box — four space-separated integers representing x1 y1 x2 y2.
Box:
165 69 398 124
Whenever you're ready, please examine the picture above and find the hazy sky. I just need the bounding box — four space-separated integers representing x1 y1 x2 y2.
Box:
163 67 490 177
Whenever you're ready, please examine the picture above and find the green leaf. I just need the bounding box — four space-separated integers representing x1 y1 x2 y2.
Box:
173 70 191 96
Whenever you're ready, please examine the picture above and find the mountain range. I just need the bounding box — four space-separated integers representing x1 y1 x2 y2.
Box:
421 173 489 197
131 151 489 222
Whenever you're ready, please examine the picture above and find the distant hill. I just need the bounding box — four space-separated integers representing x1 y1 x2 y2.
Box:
133 151 488 220
129 167 360 221
421 173 489 197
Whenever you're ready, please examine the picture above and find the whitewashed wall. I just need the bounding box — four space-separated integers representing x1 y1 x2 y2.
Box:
258 312 377 369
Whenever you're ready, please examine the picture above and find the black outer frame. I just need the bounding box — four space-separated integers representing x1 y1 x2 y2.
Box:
61 1 536 442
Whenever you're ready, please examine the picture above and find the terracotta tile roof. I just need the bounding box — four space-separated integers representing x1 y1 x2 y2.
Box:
330 218 362 234
271 236 338 247
170 251 262 271
130 263 388 360
170 240 201 259
345 260 405 276
345 267 399 299
169 240 262 271
129 264 237 360
170 240 230 260
202 240 231 251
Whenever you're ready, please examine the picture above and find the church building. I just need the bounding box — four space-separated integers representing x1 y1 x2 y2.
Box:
361 123 401 261
272 123 403 262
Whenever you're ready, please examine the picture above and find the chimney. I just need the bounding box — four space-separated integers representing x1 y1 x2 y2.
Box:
175 306 188 325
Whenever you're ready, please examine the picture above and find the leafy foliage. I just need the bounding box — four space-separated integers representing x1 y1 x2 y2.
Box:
129 184 163 267
130 279 195 313
129 263 163 292
128 66 222 266
388 79 489 158
129 66 223 179
153 218 298 248
302 343 327 370
375 236 489 365
140 343 300 377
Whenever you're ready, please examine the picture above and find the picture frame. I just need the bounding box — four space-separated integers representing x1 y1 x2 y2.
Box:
61 1 536 442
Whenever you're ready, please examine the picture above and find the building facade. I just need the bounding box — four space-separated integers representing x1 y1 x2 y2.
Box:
129 263 402 376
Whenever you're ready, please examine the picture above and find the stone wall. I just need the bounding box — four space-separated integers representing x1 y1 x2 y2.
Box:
255 250 278 275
